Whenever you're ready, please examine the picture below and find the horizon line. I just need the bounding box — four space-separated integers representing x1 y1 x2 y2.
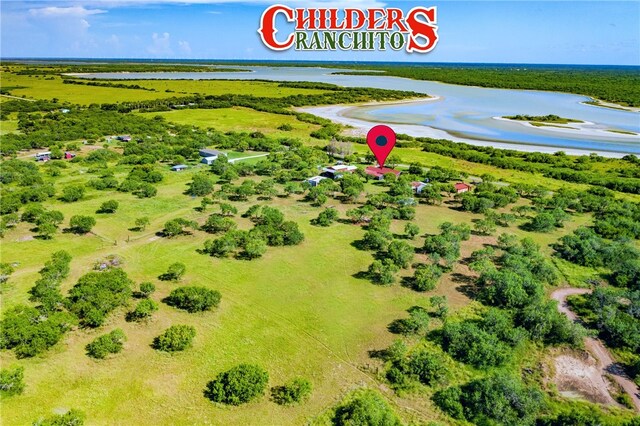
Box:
1 57 639 68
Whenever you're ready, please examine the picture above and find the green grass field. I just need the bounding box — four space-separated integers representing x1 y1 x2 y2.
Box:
144 107 323 141
0 73 328 105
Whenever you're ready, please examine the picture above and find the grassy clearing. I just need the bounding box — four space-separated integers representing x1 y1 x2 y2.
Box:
143 107 323 141
119 79 330 98
0 74 328 105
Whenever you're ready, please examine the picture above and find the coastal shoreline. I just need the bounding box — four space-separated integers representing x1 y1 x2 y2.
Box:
297 99 636 158
493 116 639 139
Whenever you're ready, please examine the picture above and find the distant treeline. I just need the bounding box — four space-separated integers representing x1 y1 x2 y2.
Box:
335 65 640 107
62 79 158 92
2 63 248 75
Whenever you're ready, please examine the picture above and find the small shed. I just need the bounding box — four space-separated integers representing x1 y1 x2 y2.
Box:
411 181 429 194
454 182 471 193
116 135 132 142
171 164 188 172
307 176 327 187
322 164 358 179
201 156 218 165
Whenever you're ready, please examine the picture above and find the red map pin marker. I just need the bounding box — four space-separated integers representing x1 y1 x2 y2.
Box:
367 125 396 168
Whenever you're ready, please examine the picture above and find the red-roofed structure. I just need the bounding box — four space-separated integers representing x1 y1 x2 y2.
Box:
365 166 402 180
454 182 471 193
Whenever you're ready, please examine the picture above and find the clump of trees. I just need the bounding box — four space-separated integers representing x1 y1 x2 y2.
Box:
66 268 133 327
204 364 269 405
1 252 75 358
433 373 544 425
270 377 312 405
153 325 196 352
163 286 221 313
388 306 430 336
311 208 339 226
553 227 639 289
85 329 126 359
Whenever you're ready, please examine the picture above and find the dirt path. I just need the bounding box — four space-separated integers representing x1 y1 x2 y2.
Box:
0 94 35 102
551 287 640 412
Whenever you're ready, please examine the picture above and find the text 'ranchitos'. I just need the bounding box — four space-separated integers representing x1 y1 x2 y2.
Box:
258 5 439 53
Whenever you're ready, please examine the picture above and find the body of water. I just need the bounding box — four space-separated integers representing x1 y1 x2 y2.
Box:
79 66 640 155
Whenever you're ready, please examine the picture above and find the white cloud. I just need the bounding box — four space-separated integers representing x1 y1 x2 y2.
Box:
147 32 173 56
178 40 192 55
28 6 106 18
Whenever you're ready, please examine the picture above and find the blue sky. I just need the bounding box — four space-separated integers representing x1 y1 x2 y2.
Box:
1 1 638 65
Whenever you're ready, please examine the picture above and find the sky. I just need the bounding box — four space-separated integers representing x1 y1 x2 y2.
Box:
1 0 639 65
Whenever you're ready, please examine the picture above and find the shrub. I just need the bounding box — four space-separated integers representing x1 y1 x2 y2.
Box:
69 215 96 234
86 329 126 359
127 299 158 322
160 262 186 281
388 306 430 335
271 378 312 405
312 208 339 226
0 366 25 397
137 282 156 298
332 389 401 426
61 185 85 202
404 222 420 239
164 286 221 313
204 364 269 405
411 264 442 292
153 325 196 352
33 409 86 426
97 200 119 213
134 217 150 231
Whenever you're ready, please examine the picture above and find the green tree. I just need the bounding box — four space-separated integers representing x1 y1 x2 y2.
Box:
202 214 236 234
164 286 221 313
69 215 96 234
386 240 414 268
162 218 197 237
85 329 126 359
242 237 268 260
97 200 119 214
153 325 196 352
134 216 150 231
204 364 269 405
126 299 158 322
333 389 402 426
186 173 214 196
270 378 312 405
61 185 85 202
137 282 156 298
404 223 420 239
160 262 186 281
412 264 442 292
312 208 339 226
367 259 399 285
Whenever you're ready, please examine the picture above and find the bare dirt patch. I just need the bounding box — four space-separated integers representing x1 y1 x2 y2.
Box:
554 352 618 405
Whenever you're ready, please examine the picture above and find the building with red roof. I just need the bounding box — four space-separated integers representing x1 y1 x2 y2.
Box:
454 182 472 193
365 166 401 180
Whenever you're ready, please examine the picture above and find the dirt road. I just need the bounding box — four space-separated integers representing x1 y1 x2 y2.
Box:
551 287 640 412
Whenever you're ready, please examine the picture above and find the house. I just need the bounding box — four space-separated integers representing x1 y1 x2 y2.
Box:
198 149 225 158
171 164 188 172
307 176 327 187
454 182 472 194
116 135 132 142
322 164 358 179
201 156 219 165
64 152 76 159
35 151 51 162
365 166 401 180
411 181 429 194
